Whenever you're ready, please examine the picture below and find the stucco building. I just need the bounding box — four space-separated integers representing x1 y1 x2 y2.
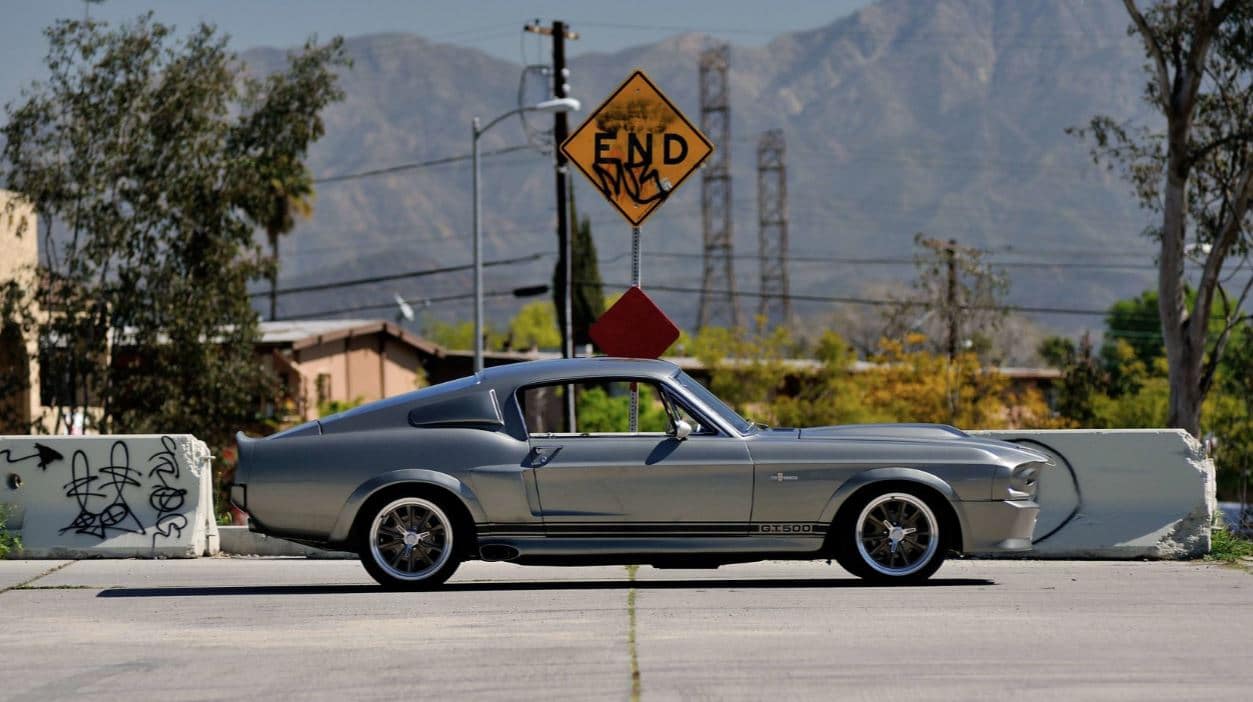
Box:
256 319 443 423
0 190 42 433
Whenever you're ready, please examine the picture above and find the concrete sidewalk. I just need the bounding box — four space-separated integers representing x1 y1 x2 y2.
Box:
1 558 1249 701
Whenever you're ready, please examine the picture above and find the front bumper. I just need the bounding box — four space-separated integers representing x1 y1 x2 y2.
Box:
959 499 1039 554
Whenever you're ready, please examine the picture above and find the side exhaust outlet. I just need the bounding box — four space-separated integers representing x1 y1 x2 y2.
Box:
479 544 521 562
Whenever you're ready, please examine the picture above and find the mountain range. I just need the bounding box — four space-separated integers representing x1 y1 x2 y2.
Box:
244 0 1161 346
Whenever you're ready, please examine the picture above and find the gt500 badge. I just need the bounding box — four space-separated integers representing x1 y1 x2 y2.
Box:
757 524 813 533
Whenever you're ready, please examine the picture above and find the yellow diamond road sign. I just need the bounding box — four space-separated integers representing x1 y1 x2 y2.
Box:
561 70 713 227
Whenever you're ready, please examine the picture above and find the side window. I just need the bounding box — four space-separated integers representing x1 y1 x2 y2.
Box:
518 380 673 435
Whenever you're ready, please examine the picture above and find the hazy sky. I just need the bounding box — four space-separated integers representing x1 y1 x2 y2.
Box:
1 0 874 109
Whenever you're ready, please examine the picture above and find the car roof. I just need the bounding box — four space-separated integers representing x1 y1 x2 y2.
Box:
479 356 681 388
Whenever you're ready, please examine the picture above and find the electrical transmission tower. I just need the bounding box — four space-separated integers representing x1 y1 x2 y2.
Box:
697 44 740 329
757 129 790 326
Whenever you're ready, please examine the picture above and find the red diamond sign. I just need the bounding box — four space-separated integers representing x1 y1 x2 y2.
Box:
590 286 680 359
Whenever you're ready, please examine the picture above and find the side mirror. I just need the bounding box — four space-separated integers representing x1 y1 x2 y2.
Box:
672 419 693 440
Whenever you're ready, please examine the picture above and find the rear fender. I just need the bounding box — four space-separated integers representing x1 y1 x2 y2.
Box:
328 469 488 543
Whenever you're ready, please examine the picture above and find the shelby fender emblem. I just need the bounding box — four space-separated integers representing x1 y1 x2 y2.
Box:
757 523 814 533
769 472 798 482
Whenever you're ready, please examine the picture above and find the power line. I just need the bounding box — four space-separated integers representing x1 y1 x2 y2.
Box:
282 289 515 321
313 144 533 184
598 248 1166 271
593 281 1134 319
278 275 1213 326
251 252 548 299
281 282 550 321
567 19 1128 50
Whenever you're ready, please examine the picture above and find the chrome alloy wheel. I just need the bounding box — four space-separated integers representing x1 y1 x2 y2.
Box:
369 497 453 581
855 492 940 577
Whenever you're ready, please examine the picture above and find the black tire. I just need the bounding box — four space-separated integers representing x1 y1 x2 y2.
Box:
834 486 947 584
357 494 461 590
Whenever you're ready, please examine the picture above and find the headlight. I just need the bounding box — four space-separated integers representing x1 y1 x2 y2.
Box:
1007 461 1044 500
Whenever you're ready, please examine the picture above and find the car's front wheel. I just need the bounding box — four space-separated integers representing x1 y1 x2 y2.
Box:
835 488 946 583
358 495 460 589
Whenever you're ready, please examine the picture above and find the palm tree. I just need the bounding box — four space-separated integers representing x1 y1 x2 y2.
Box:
262 170 314 321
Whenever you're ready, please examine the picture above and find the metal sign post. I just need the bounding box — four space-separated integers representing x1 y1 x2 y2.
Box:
629 225 642 432
560 69 709 434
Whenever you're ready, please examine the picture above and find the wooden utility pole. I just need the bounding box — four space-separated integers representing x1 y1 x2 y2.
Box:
945 238 958 360
525 19 579 430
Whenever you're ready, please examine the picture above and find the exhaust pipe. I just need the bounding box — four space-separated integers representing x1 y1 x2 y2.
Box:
479 544 520 562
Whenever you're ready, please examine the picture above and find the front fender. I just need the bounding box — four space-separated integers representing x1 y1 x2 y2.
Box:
817 467 960 525
328 468 488 544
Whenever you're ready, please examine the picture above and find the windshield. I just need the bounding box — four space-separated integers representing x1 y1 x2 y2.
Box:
672 370 755 435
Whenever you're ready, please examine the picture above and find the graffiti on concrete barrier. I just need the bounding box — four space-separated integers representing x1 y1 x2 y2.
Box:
147 436 189 548
0 442 64 470
2 435 202 551
61 440 146 539
52 437 192 545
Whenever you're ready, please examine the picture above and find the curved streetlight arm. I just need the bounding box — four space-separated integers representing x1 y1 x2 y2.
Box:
471 96 579 373
474 98 581 137
475 107 526 138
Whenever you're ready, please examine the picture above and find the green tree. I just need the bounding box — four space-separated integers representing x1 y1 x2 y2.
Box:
575 386 669 433
1038 335 1078 369
1103 290 1165 366
771 331 887 427
1073 1 1253 436
259 170 314 321
553 193 605 350
425 319 504 352
1101 338 1152 398
1101 288 1229 370
0 504 21 558
1209 322 1252 498
687 324 793 418
1 15 347 449
1040 333 1105 425
507 301 561 351
233 40 345 322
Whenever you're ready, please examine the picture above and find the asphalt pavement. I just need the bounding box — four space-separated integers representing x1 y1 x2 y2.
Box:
1 557 1250 701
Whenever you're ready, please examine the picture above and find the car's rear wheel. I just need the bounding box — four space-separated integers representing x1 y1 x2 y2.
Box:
358 495 460 590
835 488 946 584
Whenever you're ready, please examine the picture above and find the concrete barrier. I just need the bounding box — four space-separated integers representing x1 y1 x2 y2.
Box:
972 429 1215 559
0 435 219 558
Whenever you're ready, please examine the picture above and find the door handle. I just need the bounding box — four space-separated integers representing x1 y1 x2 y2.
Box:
531 446 560 466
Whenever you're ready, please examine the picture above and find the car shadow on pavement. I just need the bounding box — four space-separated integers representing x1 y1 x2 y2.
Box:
95 577 994 597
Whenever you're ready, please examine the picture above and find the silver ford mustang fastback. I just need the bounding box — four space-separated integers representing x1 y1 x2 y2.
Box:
233 357 1046 589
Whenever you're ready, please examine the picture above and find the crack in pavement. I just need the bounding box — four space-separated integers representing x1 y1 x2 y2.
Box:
626 564 641 701
0 560 76 595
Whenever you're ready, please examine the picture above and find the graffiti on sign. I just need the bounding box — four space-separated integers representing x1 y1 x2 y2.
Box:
562 70 713 226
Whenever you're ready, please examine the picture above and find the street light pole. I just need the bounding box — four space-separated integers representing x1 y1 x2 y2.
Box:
472 116 483 373
471 98 580 374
